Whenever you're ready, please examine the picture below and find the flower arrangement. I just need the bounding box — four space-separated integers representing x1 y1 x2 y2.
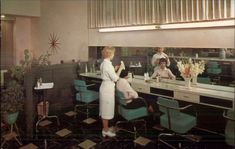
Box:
177 58 205 79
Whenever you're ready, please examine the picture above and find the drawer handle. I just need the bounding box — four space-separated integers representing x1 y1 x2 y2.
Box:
137 87 142 90
183 96 189 98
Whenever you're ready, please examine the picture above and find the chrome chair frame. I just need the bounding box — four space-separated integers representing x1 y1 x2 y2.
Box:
157 100 200 149
74 82 98 119
223 110 235 147
115 92 147 139
1 122 22 148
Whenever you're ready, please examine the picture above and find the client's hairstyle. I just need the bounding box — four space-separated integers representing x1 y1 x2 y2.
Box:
159 58 167 64
119 69 129 78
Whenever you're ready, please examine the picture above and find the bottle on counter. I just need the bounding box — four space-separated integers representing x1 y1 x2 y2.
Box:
85 64 88 73
39 78 42 86
220 49 226 59
144 72 150 81
37 80 40 87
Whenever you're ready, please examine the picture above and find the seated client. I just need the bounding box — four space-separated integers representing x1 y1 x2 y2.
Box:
151 58 176 80
116 69 157 113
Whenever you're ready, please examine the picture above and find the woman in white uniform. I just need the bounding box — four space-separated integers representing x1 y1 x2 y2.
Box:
99 46 124 137
152 47 170 71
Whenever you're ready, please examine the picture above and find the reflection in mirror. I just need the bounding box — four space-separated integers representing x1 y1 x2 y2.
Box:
88 47 235 87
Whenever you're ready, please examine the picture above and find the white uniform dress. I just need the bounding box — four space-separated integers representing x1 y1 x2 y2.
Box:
151 52 170 71
99 59 119 119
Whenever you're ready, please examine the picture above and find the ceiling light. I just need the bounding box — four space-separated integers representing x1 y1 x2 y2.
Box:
160 19 235 29
99 25 159 32
98 19 234 32
1 15 5 18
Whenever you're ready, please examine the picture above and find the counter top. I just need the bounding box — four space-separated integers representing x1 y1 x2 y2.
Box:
169 56 235 62
80 72 234 92
80 72 234 109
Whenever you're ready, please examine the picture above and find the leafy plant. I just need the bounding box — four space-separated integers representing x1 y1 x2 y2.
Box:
1 49 31 115
1 80 24 114
10 49 31 83
1 48 55 115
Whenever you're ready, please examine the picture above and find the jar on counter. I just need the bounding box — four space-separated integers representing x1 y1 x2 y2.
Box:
220 49 226 59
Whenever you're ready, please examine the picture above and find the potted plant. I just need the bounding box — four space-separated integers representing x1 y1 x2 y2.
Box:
0 50 30 125
1 80 24 125
0 49 54 125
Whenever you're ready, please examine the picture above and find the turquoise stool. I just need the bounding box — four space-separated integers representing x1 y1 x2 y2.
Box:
115 90 148 138
74 79 99 118
223 110 235 146
1 112 22 148
157 97 200 149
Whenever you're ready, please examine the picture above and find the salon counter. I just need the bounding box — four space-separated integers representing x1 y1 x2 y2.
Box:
80 73 235 110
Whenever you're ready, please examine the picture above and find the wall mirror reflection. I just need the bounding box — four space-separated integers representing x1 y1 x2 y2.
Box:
89 47 235 87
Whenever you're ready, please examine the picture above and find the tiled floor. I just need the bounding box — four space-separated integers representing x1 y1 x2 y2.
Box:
1 105 234 149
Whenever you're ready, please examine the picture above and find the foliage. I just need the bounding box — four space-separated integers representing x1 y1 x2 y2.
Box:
1 48 56 115
10 49 31 83
31 50 52 66
1 80 24 114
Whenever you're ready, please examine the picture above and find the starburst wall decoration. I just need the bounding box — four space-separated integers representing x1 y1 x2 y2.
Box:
48 33 60 53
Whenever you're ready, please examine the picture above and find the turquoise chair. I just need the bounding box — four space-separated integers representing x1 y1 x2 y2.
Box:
197 77 211 84
115 90 148 138
223 110 235 146
74 79 99 118
157 97 200 149
206 61 221 83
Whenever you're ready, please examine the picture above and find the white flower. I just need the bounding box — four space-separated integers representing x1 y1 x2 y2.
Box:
177 58 205 79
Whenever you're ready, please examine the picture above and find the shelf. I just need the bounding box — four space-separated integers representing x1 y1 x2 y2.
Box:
169 56 235 62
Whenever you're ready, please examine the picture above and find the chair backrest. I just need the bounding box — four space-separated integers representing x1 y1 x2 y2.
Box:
74 79 87 92
198 77 211 84
227 110 235 119
158 97 180 117
116 89 127 106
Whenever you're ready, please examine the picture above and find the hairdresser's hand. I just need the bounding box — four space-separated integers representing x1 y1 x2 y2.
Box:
115 65 120 71
119 61 125 70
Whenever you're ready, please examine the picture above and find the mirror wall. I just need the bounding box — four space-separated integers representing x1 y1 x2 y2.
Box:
88 46 235 87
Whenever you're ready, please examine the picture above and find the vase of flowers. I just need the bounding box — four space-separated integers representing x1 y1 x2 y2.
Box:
177 58 205 88
184 77 191 88
192 76 198 85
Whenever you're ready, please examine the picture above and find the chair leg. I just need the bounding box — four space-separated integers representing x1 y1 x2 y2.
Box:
158 133 177 149
133 125 137 139
158 133 200 149
86 104 89 119
47 115 60 126
44 139 47 149
115 119 146 138
1 139 6 148
14 123 20 135
14 136 23 146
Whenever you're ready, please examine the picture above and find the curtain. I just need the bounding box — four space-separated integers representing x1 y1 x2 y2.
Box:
88 0 235 28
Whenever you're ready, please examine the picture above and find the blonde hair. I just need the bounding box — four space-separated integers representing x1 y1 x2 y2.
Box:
102 46 115 58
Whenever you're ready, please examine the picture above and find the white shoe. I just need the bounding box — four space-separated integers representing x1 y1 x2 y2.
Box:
109 127 115 132
102 130 116 137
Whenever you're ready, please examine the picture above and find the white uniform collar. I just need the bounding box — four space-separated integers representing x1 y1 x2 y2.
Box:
104 58 111 63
